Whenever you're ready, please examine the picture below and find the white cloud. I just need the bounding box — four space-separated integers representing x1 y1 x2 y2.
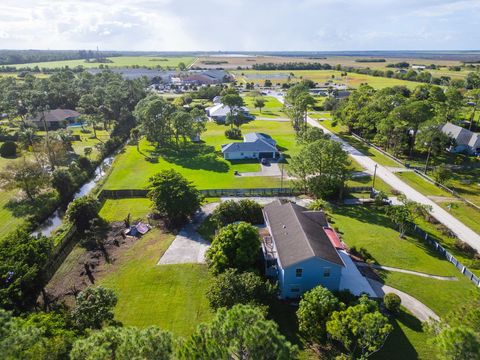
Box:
0 0 478 50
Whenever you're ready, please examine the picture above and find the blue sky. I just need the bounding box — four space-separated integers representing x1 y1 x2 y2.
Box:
0 0 479 51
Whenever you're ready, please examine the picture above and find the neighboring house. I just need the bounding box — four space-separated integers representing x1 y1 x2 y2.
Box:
262 200 375 298
412 65 426 70
205 103 251 123
30 109 81 129
440 122 480 155
221 132 278 160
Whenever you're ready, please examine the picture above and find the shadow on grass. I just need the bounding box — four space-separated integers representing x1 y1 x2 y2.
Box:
149 143 229 173
269 300 303 347
5 192 58 218
332 205 449 264
373 310 420 360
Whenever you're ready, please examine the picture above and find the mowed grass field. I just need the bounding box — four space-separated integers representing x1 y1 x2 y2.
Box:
242 95 288 118
331 205 477 316
9 56 195 69
331 205 479 359
232 70 424 89
103 120 298 190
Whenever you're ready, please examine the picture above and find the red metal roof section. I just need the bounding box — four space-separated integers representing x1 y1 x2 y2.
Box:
323 227 345 250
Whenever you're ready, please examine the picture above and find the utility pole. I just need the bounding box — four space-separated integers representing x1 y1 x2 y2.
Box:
372 164 378 189
424 146 432 174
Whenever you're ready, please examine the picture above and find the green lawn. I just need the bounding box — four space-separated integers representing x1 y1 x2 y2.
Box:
10 56 195 69
99 198 152 222
99 228 212 337
374 308 436 360
331 205 478 316
103 120 297 190
396 171 480 235
232 70 423 90
242 95 287 118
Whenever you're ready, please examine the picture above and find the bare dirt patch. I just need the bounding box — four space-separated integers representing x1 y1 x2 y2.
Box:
43 222 165 307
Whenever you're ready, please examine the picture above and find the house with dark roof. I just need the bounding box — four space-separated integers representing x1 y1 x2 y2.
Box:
30 109 81 130
262 200 376 299
440 122 480 155
221 132 278 160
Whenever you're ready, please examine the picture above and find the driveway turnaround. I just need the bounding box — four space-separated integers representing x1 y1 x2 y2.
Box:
239 162 282 177
271 91 480 252
368 279 440 322
157 203 217 265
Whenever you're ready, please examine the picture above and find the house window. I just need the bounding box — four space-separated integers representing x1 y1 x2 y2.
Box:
241 152 244 156
295 268 303 278
323 268 331 278
290 287 300 293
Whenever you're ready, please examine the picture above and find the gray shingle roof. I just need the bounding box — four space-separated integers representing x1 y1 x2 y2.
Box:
263 201 344 268
32 109 80 123
440 122 474 146
244 132 276 146
221 139 277 153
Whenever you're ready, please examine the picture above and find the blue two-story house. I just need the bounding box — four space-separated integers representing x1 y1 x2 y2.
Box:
262 200 345 299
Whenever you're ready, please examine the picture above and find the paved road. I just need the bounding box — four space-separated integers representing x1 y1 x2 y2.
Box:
368 279 439 322
272 92 480 252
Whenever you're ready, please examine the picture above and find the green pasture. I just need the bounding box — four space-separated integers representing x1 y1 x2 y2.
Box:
9 56 195 70
102 120 297 190
232 70 424 90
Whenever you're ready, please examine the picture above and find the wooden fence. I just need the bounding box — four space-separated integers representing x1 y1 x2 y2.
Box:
41 224 78 283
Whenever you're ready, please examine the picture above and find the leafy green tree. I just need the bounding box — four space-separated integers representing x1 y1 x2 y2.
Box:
431 164 452 185
134 95 175 146
205 222 261 274
71 286 118 330
0 141 17 158
177 304 297 360
416 122 454 171
466 89 480 130
296 126 328 144
171 111 194 146
383 293 401 314
308 199 333 213
326 296 393 359
206 269 276 310
0 158 50 201
297 286 342 344
444 87 464 121
289 138 350 199
434 326 480 360
253 97 266 113
221 93 244 128
70 326 173 360
66 196 100 232
210 199 263 227
0 230 53 312
148 170 201 228
385 205 412 238
52 168 76 203
178 62 187 71
264 79 272 87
